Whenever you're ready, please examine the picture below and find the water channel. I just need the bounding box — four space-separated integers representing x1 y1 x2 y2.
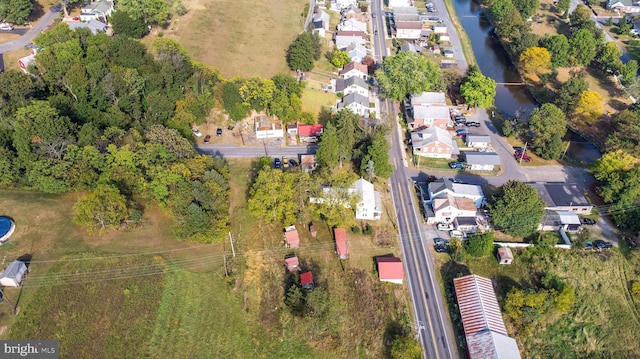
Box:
452 0 602 163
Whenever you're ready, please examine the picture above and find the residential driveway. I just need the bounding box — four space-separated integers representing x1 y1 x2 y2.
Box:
0 7 60 55
428 0 468 71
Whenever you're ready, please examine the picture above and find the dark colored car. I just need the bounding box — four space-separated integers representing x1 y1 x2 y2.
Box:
372 12 376 18
203 134 211 143
433 237 449 246
449 178 466 184
434 245 450 253
594 240 612 249
584 241 595 251
513 146 525 152
274 158 281 169
289 159 298 167
216 128 223 136
581 218 596 225
465 121 481 127
456 129 470 135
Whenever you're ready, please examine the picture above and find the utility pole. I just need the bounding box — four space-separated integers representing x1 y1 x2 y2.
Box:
519 142 528 165
229 231 236 258
560 140 571 161
223 253 228 277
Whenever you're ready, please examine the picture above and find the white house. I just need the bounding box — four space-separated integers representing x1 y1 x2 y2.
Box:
335 76 369 97
345 42 368 62
433 24 447 33
430 194 477 224
410 105 452 129
399 43 421 54
388 0 413 8
353 178 382 220
337 93 369 116
338 18 368 33
312 9 331 37
80 0 114 22
331 0 358 11
254 116 284 139
0 260 28 287
67 19 107 34
465 134 491 149
464 152 501 171
395 22 423 40
607 0 640 13
339 61 368 80
334 31 367 49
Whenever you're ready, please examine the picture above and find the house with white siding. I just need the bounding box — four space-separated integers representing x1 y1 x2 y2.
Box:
335 76 369 97
339 61 368 80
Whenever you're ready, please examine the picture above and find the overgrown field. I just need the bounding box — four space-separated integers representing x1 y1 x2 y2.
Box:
436 246 640 358
8 254 167 359
169 0 307 78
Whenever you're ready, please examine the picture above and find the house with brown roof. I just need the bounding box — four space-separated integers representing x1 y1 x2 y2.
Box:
339 61 368 80
300 155 317 173
454 274 521 359
430 194 477 225
377 257 403 284
334 227 349 259
284 226 300 248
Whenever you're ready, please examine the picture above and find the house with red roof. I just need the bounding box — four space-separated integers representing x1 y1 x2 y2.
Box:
284 226 300 248
377 257 403 284
300 271 314 289
285 256 300 271
298 124 323 143
333 227 349 259
339 61 368 80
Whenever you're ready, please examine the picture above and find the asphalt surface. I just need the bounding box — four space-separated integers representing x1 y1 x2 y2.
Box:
0 7 60 54
428 0 468 71
196 144 317 158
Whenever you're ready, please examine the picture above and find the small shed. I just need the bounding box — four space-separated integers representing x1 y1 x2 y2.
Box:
309 222 317 237
497 247 514 265
334 227 349 260
285 256 300 271
377 257 404 284
300 271 314 289
0 260 28 287
284 226 300 248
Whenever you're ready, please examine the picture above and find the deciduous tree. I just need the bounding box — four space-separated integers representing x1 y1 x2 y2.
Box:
248 168 300 226
519 47 552 77
459 67 497 108
569 4 592 29
286 33 315 71
574 90 603 123
569 29 597 66
464 232 495 257
239 77 275 111
597 42 623 75
73 184 128 232
329 48 351 68
361 131 393 179
555 75 588 113
0 0 33 24
557 0 570 18
513 0 539 19
111 10 148 38
117 0 169 24
529 103 567 159
375 51 443 101
541 34 570 67
488 180 546 238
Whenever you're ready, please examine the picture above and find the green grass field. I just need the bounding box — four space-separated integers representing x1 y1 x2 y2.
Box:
436 247 640 358
168 0 307 78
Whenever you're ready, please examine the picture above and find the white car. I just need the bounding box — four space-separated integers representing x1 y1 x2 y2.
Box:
437 223 454 231
0 25 13 31
192 128 203 137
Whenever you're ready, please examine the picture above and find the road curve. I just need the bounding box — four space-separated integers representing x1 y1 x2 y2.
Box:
0 7 61 54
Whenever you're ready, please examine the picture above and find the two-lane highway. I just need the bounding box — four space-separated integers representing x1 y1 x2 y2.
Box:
370 0 458 357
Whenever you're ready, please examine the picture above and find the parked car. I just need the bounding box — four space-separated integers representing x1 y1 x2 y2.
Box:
372 12 376 18
427 16 440 21
584 241 596 251
465 121 481 127
449 230 466 239
594 239 612 249
282 156 289 168
514 151 531 162
581 217 596 225
456 129 470 135
216 128 223 136
289 159 298 167
274 158 281 169
0 24 13 31
449 178 467 184
192 129 202 137
437 223 454 231
513 146 525 152
435 245 450 253
449 161 467 169
433 237 449 246
72 16 80 21
203 134 211 143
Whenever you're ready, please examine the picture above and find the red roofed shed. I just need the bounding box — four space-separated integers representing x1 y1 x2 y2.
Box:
284 226 299 248
300 271 314 289
333 227 348 259
377 257 403 284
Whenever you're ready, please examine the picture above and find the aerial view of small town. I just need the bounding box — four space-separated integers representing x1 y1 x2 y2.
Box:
0 0 639 357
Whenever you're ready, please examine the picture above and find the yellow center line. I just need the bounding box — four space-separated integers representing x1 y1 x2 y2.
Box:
396 182 440 359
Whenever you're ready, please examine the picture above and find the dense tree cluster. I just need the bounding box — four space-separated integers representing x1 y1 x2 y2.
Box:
488 180 546 238
460 66 497 108
0 25 230 241
286 32 322 72
375 51 444 101
0 0 33 24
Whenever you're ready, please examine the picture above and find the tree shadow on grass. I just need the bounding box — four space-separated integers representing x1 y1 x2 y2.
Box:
439 260 471 355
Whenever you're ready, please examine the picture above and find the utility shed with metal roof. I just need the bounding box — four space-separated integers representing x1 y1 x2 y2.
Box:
454 274 522 359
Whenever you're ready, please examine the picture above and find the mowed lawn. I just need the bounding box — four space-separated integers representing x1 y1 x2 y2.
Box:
170 0 307 78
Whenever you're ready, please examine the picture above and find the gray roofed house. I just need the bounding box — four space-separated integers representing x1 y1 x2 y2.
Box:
528 182 593 214
337 93 370 116
312 9 331 37
334 31 367 49
80 0 114 21
335 76 369 97
426 177 485 208
67 19 108 34
411 126 459 159
399 43 422 54
410 91 446 106
463 152 500 171
392 7 419 15
394 13 421 22
410 105 451 130
465 134 491 149
345 42 368 62
338 18 368 32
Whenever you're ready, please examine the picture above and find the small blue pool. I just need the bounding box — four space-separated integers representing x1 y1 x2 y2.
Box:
0 216 15 242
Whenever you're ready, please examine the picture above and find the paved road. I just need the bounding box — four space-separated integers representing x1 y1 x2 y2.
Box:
196 144 317 158
429 0 468 71
0 7 60 54
373 0 458 357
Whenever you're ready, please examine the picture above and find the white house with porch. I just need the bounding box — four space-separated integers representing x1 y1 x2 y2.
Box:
80 0 114 22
